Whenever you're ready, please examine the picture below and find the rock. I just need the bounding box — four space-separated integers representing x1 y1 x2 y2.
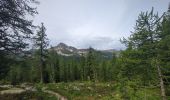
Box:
0 88 25 94
87 87 93 90
73 86 80 91
0 85 13 89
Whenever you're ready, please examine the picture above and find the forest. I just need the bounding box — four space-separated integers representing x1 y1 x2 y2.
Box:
0 0 170 100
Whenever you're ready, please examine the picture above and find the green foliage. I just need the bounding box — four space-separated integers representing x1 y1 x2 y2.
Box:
0 0 38 53
34 23 49 83
119 6 170 100
37 81 162 100
119 8 163 85
44 82 116 100
85 47 97 81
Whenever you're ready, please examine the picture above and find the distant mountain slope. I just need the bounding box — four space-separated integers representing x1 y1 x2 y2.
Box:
52 43 77 56
51 43 120 58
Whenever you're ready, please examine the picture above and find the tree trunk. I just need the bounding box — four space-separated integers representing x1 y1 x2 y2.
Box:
40 58 43 83
40 23 44 83
156 59 166 100
40 36 44 83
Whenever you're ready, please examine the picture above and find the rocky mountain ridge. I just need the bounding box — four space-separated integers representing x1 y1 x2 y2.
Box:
51 43 118 57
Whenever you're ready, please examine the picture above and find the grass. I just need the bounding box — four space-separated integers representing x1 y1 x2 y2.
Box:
37 81 162 100
0 81 164 100
44 81 116 100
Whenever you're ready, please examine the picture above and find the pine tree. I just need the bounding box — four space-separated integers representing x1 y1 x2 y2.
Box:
48 46 60 83
157 4 170 99
0 0 38 81
86 47 96 81
34 23 49 83
0 0 38 53
120 8 166 99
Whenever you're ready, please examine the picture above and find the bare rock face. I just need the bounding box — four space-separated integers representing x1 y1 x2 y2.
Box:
51 43 88 56
50 42 118 57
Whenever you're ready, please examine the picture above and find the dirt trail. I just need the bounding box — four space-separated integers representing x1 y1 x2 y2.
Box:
42 87 68 100
0 85 67 100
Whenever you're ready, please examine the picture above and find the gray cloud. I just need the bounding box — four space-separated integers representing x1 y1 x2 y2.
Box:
32 0 169 50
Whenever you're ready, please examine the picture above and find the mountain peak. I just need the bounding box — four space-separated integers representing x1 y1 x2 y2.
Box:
57 42 67 47
52 42 118 57
53 43 78 56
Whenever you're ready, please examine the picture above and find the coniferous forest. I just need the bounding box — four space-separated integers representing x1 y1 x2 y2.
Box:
0 0 170 100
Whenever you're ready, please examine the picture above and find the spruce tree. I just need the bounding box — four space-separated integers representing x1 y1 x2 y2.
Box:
0 0 38 53
0 0 38 80
120 8 166 99
34 23 49 83
157 4 170 99
86 47 96 81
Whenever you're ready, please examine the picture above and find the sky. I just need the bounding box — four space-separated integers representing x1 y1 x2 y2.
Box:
32 0 170 50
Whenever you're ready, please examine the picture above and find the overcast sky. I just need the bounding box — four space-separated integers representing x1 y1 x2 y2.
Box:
33 0 170 50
